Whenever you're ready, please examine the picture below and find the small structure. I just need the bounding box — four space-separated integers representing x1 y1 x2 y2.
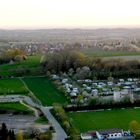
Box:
96 128 123 140
81 133 92 140
52 74 59 80
81 131 97 140
62 78 68 84
113 90 131 102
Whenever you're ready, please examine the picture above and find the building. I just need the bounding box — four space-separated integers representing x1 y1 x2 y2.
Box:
96 128 123 140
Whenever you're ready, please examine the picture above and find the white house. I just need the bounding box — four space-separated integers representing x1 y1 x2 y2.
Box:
62 78 68 84
96 129 123 140
113 91 126 102
70 92 77 97
119 79 124 83
91 89 98 94
72 88 79 93
52 74 59 80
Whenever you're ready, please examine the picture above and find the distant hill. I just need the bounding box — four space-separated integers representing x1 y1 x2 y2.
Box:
0 28 140 43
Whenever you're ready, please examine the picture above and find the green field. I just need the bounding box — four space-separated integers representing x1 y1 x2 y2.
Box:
0 78 28 95
81 49 140 57
0 55 42 76
23 77 67 106
68 108 140 132
35 116 48 124
0 102 32 112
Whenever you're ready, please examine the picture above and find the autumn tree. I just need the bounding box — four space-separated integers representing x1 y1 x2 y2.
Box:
129 120 139 137
16 130 23 140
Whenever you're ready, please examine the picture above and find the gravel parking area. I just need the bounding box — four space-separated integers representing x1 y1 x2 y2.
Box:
0 114 36 130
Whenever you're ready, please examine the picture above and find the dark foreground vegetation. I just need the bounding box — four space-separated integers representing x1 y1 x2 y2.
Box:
0 123 15 140
0 122 52 140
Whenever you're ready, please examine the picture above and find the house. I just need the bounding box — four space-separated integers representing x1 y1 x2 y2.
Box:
66 88 71 93
91 89 98 95
85 79 92 83
70 92 77 97
124 82 132 86
92 83 98 86
51 74 59 80
113 91 129 102
119 79 124 83
96 128 123 140
107 82 113 86
127 78 133 82
86 86 92 91
72 88 79 93
62 78 68 84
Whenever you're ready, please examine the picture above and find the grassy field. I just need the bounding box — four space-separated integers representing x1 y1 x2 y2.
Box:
0 55 42 76
81 49 140 57
0 102 32 112
23 77 67 106
0 78 28 95
68 108 140 132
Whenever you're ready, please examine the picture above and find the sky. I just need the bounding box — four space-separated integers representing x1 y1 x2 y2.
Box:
0 0 140 29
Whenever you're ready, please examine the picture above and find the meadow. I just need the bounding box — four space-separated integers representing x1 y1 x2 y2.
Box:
68 108 140 132
23 77 67 106
0 78 28 95
0 55 42 76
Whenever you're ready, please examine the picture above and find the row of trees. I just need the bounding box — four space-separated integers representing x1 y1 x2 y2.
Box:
0 48 26 65
53 103 79 140
42 50 140 79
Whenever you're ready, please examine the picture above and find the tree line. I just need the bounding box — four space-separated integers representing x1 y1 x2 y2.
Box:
0 48 26 65
42 50 140 79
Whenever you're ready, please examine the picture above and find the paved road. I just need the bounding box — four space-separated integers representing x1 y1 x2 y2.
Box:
41 106 67 140
0 95 68 140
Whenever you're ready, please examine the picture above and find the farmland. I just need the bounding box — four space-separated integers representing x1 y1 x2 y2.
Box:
68 108 140 132
81 49 140 58
23 77 67 106
0 78 28 95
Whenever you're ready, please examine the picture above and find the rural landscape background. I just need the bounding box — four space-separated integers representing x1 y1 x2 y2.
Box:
0 0 140 140
0 28 140 140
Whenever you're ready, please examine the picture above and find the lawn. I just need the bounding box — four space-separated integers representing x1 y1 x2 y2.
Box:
23 77 67 106
0 102 32 112
0 55 42 76
0 78 28 95
68 108 140 132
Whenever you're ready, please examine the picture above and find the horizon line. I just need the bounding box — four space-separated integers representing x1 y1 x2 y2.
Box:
1 25 140 30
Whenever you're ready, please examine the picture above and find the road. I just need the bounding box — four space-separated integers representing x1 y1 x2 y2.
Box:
0 95 68 140
41 106 67 140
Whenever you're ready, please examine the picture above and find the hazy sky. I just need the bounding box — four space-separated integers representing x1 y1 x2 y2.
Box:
0 0 140 29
